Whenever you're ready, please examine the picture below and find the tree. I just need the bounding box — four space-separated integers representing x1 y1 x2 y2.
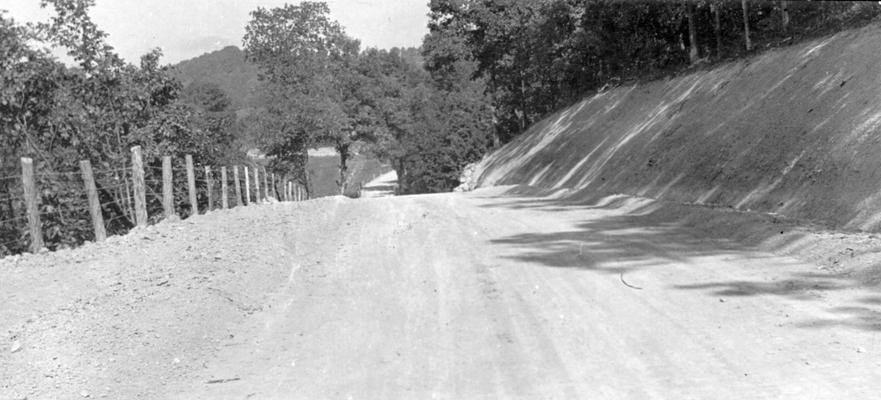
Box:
243 2 365 194
0 12 63 161
742 0 752 51
686 1 699 64
181 81 231 112
711 1 722 57
780 0 790 31
0 1 244 253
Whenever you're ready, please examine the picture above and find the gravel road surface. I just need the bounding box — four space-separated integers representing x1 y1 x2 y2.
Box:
3 188 880 399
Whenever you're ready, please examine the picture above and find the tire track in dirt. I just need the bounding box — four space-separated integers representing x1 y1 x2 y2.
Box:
5 189 881 399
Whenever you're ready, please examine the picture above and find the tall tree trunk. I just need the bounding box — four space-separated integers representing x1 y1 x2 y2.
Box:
519 71 527 132
395 158 407 195
742 0 752 51
336 142 349 195
712 1 722 57
489 72 500 148
780 0 790 32
686 1 699 64
301 169 311 199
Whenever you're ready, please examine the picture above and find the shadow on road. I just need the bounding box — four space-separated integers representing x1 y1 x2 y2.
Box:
479 187 881 331
361 176 398 198
363 183 397 192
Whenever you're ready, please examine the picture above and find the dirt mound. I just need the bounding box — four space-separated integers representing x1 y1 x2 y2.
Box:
475 23 881 232
0 197 349 399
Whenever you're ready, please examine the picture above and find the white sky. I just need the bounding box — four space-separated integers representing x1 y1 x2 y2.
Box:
0 0 429 64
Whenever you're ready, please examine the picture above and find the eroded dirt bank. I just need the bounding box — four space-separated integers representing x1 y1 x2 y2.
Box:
3 189 881 399
475 22 881 232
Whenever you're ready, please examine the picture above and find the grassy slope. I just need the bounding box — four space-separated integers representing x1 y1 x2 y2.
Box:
476 23 881 232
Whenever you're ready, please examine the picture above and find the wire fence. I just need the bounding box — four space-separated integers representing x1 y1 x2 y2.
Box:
0 148 309 258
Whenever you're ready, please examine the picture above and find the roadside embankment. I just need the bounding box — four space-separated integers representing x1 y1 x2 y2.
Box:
475 23 881 232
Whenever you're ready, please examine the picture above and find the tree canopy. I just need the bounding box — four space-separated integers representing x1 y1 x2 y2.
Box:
0 1 243 254
244 2 365 193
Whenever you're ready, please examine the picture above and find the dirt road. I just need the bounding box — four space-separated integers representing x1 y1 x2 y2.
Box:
360 170 397 198
3 187 881 399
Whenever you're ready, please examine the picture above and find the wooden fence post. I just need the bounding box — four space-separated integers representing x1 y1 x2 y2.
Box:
271 173 276 200
244 166 251 205
205 166 214 211
123 171 134 222
221 167 229 210
233 166 243 207
20 157 42 253
162 156 174 218
186 154 197 216
254 167 261 203
131 146 147 227
79 160 106 242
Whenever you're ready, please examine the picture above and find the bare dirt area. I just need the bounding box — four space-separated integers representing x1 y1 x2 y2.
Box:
360 170 397 198
4 187 881 399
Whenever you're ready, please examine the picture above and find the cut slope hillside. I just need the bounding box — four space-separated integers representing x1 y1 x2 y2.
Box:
475 22 881 232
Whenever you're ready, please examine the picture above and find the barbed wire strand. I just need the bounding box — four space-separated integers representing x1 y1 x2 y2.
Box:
37 170 83 178
97 176 130 184
94 184 130 193
96 165 131 174
0 237 24 249
106 216 130 226
94 166 131 173
0 215 27 224
0 176 23 183
100 197 131 207
93 168 131 177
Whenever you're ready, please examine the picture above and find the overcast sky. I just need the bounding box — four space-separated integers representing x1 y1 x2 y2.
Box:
0 0 429 64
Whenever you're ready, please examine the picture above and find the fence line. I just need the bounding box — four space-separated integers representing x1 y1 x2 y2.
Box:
0 147 310 257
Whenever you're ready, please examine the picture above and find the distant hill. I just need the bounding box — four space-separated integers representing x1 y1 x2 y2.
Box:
172 45 423 112
172 46 259 110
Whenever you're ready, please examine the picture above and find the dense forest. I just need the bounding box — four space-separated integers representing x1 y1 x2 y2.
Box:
421 0 881 147
239 0 880 196
1 0 879 255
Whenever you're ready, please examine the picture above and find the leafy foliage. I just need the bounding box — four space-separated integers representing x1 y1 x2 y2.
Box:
355 47 492 194
244 2 366 194
0 2 245 255
423 0 881 144
242 1 493 195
